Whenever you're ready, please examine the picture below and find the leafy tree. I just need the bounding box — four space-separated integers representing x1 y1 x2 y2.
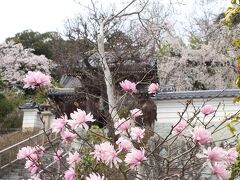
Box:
6 30 62 59
224 0 240 26
0 94 13 120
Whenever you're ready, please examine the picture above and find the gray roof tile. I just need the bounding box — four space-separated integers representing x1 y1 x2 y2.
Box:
152 89 239 100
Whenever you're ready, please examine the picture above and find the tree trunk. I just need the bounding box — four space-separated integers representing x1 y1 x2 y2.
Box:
97 21 119 123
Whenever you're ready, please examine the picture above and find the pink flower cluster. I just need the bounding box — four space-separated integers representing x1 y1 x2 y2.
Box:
114 118 130 135
51 114 67 134
173 123 212 146
192 127 212 145
64 168 76 180
69 108 95 130
47 109 92 148
148 83 159 94
172 120 188 135
86 173 105 180
54 149 64 161
119 80 137 93
130 127 145 143
23 71 51 89
62 129 76 144
17 145 45 179
130 108 143 118
116 137 133 152
124 148 147 170
91 141 122 168
197 147 238 179
200 105 215 115
64 151 81 180
66 151 81 167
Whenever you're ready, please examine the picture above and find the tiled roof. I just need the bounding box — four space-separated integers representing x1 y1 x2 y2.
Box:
48 88 75 96
60 75 82 88
49 88 240 100
152 89 239 100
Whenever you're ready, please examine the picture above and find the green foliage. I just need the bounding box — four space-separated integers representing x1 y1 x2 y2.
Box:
51 79 64 88
158 43 171 57
189 33 202 49
234 38 240 50
207 67 216 76
225 114 240 135
236 56 240 66
0 80 8 91
0 94 14 119
226 122 236 134
192 81 207 90
6 30 62 59
118 106 129 119
235 76 240 88
0 91 25 128
230 141 240 179
85 125 105 144
24 88 48 104
224 5 240 26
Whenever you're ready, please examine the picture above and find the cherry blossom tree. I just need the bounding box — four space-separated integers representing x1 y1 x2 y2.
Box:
0 42 54 87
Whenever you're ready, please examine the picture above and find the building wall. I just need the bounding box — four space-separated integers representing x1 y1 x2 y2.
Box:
154 97 240 140
22 109 42 131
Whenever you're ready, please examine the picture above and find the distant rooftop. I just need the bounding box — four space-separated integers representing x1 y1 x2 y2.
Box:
153 89 239 100
48 88 240 100
48 88 75 97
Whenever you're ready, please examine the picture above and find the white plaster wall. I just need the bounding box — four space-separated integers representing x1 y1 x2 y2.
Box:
154 97 240 140
22 109 42 129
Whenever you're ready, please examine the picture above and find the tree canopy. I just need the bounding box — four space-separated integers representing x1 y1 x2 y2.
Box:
6 30 62 59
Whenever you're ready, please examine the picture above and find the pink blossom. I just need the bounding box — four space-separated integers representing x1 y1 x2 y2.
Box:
23 71 51 89
17 146 34 159
124 148 147 169
116 137 133 152
54 149 63 161
130 108 143 118
29 153 38 161
130 127 145 143
200 105 215 115
64 168 76 180
31 174 41 180
114 118 130 135
91 144 102 162
51 115 67 134
119 80 137 93
197 147 226 168
67 151 81 167
61 129 76 143
225 148 238 165
192 127 212 145
212 163 230 180
91 142 122 168
86 173 105 180
172 120 188 135
148 83 159 94
69 109 95 130
205 147 226 163
25 160 38 175
34 145 45 157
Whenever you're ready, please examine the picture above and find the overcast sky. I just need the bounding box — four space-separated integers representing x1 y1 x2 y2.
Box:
0 0 230 43
0 0 81 43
